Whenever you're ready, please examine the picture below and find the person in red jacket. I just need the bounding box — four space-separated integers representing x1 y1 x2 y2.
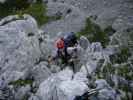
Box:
49 32 77 65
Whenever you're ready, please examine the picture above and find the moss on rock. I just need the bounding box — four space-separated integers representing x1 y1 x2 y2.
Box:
9 79 33 86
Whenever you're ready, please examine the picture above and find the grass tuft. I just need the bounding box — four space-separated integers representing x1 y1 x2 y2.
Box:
77 17 109 47
9 79 33 86
13 1 49 26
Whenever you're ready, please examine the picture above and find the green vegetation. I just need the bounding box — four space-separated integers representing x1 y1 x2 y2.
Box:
110 47 131 64
116 64 133 80
0 0 30 18
96 63 115 82
96 63 133 95
9 79 33 86
22 94 30 100
104 25 116 36
0 0 61 26
97 63 133 81
15 2 49 26
77 18 109 47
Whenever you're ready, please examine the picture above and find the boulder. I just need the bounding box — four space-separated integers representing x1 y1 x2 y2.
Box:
14 85 31 100
79 36 90 50
95 79 117 100
36 68 88 100
31 62 52 85
0 14 39 34
0 15 43 100
91 42 103 52
0 14 41 73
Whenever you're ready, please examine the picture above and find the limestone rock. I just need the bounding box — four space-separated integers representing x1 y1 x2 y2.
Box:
31 62 52 85
0 14 41 74
36 68 88 100
14 85 31 100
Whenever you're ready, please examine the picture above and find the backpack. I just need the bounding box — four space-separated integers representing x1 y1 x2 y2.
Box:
64 32 77 47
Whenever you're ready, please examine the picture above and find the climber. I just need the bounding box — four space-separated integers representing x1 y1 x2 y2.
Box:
48 32 78 67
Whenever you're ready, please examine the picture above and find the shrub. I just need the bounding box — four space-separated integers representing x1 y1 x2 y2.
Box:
16 2 49 26
77 18 109 47
5 0 30 10
0 0 51 26
0 0 30 18
110 47 131 64
104 25 116 36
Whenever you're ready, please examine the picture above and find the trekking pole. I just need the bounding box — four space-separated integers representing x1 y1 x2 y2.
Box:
74 88 102 100
87 88 101 96
84 64 89 77
83 53 90 79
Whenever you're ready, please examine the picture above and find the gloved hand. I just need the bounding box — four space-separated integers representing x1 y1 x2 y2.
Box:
48 56 53 64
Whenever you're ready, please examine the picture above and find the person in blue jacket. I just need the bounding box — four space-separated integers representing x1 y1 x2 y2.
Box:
49 32 77 65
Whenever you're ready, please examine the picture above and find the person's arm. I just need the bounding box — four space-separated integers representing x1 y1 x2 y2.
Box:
48 50 59 63
67 47 76 55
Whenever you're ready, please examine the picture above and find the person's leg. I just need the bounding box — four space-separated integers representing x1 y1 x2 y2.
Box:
64 46 69 64
70 61 75 73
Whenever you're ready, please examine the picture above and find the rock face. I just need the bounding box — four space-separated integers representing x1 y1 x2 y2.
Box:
41 2 86 37
0 0 133 99
0 14 41 74
42 0 133 32
0 15 51 100
42 0 133 58
31 62 52 85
